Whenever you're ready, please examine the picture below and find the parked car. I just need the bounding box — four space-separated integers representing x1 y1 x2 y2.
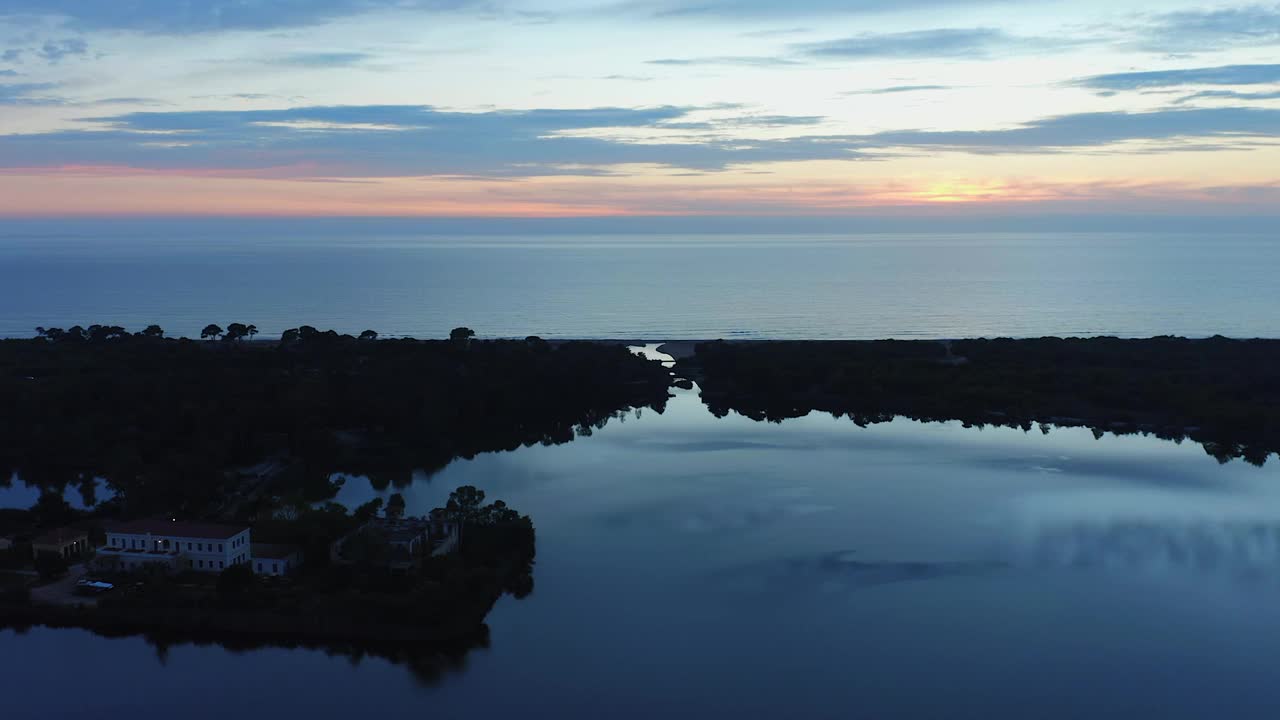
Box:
74 579 114 595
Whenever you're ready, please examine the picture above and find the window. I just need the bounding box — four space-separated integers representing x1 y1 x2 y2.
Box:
198 560 204 568
256 563 262 572
187 542 192 551
219 561 224 569
219 544 224 552
273 562 279 574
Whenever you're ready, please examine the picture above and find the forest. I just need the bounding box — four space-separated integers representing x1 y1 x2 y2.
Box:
687 336 1280 465
0 325 672 519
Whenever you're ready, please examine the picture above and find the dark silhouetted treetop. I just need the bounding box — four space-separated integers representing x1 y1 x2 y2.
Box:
225 323 250 342
201 324 224 341
690 337 1280 466
0 325 670 515
445 486 485 524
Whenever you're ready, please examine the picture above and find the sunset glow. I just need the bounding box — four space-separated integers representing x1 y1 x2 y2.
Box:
1 1 1277 219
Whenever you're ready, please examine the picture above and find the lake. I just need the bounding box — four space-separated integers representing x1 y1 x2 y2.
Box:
5 359 1280 719
2 221 1279 340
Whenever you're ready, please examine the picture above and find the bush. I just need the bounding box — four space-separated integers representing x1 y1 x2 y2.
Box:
34 551 68 580
0 586 30 604
217 564 256 595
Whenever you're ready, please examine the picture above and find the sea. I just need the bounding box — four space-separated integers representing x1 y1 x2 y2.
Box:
1 220 1278 339
4 222 1280 718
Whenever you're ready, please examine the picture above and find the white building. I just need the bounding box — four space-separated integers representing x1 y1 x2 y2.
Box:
251 543 302 576
98 519 251 574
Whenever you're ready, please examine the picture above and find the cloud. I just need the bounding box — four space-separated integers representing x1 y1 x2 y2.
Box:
0 0 483 34
843 84 953 95
866 107 1280 152
658 114 826 130
271 52 375 68
0 81 64 105
37 38 89 62
1 102 1275 179
1135 5 1280 53
619 0 1018 20
89 97 167 106
2 38 89 65
740 27 811 38
1175 89 1280 104
0 69 19 77
794 28 1076 59
0 104 868 177
1075 64 1280 92
646 56 802 67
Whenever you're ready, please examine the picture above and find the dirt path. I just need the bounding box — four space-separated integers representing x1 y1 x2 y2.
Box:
29 563 95 607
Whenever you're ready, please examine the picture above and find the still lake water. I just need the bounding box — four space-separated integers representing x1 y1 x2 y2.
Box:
2 222 1278 339
5 361 1280 718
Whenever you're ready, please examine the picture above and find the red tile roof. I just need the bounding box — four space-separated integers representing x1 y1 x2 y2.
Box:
103 518 247 540
32 527 88 547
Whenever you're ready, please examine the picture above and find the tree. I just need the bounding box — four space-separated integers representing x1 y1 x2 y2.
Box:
386 492 406 520
353 498 384 523
480 499 521 525
246 324 258 341
359 330 379 342
87 325 128 342
137 324 165 339
33 491 72 526
281 328 300 345
201 324 224 341
225 323 249 342
35 551 68 580
450 327 476 344
217 564 256 594
445 485 485 523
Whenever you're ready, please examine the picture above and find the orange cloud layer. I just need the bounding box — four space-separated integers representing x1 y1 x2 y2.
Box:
1 169 1277 217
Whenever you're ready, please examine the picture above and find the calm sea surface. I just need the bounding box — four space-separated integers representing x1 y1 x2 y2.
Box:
5 358 1280 718
1 222 1277 339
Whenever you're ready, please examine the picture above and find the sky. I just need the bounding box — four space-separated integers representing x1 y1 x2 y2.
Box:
0 0 1278 219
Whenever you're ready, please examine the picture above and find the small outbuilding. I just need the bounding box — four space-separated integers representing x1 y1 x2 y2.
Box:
31 527 89 561
251 543 302 576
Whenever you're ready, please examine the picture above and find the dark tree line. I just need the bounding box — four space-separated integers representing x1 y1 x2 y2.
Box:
0 325 670 517
689 336 1280 465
